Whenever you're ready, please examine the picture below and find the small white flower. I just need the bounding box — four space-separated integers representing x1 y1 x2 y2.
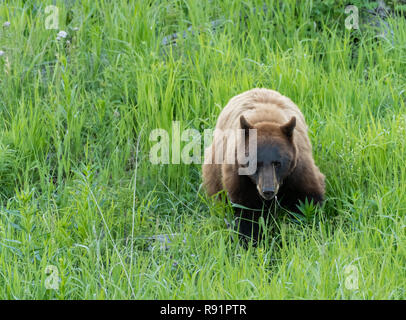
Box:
56 36 61 41
0 50 5 57
57 30 68 38
3 21 10 28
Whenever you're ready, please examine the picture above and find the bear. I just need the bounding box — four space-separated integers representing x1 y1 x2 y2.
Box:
202 88 325 244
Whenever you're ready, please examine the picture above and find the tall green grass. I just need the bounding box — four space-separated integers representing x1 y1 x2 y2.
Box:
0 0 405 299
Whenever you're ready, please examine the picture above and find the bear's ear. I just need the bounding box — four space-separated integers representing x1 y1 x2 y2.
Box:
240 115 253 131
281 116 296 138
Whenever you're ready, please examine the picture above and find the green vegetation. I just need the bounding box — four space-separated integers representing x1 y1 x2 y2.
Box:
0 0 405 299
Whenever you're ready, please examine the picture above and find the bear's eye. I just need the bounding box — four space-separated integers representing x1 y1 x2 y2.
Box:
272 161 281 168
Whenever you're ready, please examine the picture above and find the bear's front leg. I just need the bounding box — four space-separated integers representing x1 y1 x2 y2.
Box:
223 166 269 245
234 208 261 246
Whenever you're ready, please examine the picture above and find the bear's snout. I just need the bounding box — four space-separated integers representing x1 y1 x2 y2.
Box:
261 188 276 200
257 183 279 200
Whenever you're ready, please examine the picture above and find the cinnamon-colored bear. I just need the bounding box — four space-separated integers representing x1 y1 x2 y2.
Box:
202 88 325 243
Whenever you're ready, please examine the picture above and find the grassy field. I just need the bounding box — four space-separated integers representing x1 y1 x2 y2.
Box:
0 0 405 299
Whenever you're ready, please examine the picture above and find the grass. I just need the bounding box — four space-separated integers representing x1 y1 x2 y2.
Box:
0 0 405 299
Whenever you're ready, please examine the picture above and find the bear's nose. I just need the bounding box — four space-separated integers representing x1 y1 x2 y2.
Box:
262 189 275 199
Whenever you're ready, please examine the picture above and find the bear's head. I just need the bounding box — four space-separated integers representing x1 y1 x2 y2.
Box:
239 115 298 200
